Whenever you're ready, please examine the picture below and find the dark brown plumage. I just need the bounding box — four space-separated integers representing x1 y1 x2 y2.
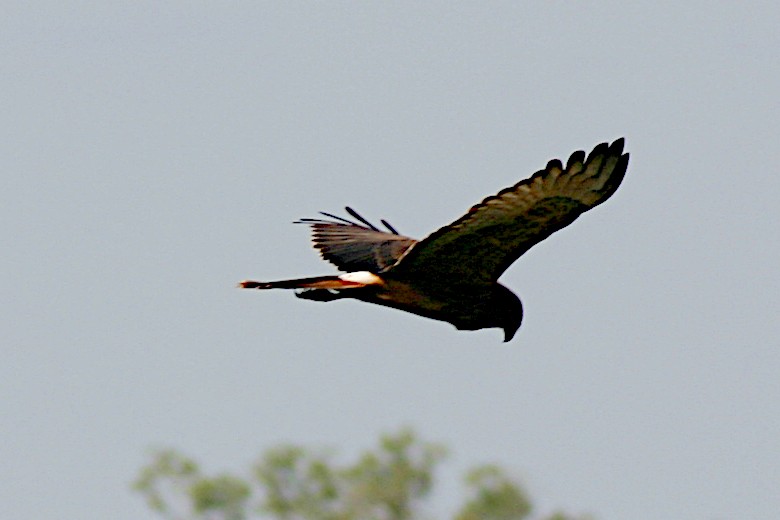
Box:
240 139 629 341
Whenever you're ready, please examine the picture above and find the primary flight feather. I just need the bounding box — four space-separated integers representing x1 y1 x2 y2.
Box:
240 138 629 341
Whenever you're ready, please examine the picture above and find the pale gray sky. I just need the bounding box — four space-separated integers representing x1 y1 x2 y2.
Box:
2 3 779 519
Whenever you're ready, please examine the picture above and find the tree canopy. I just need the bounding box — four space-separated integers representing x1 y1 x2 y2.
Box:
134 429 591 520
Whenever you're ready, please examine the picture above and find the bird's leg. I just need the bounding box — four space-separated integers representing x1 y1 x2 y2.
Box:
295 289 343 302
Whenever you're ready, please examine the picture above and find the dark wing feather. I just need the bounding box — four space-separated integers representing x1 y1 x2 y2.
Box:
296 207 417 272
391 139 629 282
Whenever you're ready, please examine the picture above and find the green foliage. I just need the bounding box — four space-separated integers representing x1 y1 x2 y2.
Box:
190 476 251 520
254 445 342 519
338 429 446 520
134 430 590 520
542 513 594 520
455 466 531 520
133 449 250 520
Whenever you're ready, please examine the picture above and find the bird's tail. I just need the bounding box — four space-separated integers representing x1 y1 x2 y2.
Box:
238 274 375 290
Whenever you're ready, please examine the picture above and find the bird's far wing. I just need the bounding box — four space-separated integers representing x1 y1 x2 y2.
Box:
391 138 629 283
296 207 417 272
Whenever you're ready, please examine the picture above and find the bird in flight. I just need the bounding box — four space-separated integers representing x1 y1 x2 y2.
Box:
240 139 629 341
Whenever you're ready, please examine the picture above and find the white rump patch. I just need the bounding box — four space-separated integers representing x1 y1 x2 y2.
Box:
338 271 384 285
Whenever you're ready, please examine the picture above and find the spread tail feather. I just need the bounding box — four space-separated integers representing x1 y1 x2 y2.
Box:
238 274 371 290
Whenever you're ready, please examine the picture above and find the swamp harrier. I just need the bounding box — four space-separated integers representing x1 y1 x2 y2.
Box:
240 139 629 341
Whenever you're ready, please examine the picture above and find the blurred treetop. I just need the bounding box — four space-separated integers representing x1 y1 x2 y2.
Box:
134 429 591 520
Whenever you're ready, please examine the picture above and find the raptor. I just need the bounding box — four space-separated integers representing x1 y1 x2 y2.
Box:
240 139 629 341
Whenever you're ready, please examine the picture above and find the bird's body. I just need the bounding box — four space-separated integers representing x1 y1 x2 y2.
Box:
240 139 629 341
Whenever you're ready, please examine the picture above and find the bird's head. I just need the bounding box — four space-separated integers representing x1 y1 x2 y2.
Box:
494 285 523 342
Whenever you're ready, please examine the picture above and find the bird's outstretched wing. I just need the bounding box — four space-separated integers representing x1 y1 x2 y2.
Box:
391 139 629 283
296 207 417 272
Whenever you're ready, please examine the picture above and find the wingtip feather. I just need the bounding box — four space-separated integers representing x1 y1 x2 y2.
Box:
567 150 586 168
546 158 563 171
609 137 626 155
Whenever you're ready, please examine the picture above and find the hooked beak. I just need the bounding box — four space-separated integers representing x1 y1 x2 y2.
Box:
503 326 518 343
